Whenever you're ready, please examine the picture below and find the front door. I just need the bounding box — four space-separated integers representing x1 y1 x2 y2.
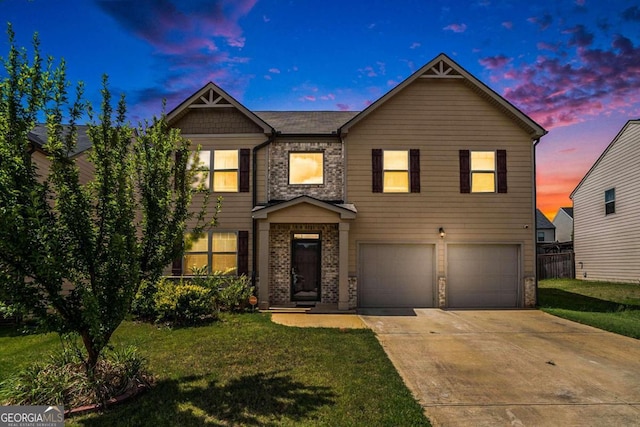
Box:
291 236 321 301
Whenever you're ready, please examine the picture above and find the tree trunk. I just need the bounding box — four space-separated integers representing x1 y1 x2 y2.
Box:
81 331 101 374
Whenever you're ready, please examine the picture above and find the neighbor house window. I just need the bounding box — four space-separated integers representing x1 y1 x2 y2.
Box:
537 231 545 242
289 152 324 184
183 232 239 274
459 150 507 193
605 188 615 215
213 150 239 192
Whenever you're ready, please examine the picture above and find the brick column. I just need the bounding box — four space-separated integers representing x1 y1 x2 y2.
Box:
258 222 270 310
338 222 350 311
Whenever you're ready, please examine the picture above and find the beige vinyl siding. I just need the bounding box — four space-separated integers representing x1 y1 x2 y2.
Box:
552 210 574 242
345 78 536 278
31 150 51 182
179 134 268 277
573 122 640 283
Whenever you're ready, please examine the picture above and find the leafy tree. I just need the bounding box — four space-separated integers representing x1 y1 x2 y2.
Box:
0 25 217 372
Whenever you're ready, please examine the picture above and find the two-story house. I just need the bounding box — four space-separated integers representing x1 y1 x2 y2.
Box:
166 53 546 310
571 120 640 283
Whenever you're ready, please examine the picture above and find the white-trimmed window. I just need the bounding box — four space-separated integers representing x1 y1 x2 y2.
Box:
183 232 238 274
188 150 211 190
470 151 496 193
605 188 615 215
383 150 409 193
289 152 324 184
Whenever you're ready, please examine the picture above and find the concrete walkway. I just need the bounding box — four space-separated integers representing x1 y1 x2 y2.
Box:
359 309 640 427
270 313 367 329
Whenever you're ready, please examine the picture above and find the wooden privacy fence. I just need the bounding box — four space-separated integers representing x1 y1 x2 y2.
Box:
537 252 575 279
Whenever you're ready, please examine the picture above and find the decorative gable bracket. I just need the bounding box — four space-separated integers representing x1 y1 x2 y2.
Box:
419 60 463 79
189 88 234 108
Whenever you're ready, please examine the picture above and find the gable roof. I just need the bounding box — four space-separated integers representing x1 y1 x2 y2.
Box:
28 124 93 157
536 209 555 229
166 81 273 133
255 111 358 135
339 53 547 140
559 207 573 219
570 120 640 199
252 195 357 219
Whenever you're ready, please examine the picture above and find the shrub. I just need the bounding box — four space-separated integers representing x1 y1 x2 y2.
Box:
154 280 217 325
131 279 158 320
0 342 152 408
218 275 255 312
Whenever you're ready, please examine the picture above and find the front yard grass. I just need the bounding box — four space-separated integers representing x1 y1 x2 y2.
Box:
538 278 640 339
0 313 430 426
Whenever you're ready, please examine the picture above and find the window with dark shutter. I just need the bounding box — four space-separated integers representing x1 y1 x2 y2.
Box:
497 149 507 193
239 148 250 192
459 150 470 193
410 149 420 193
372 149 383 193
237 231 249 275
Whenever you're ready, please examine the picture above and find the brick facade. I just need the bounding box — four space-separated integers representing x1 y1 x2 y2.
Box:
268 139 343 201
268 223 339 306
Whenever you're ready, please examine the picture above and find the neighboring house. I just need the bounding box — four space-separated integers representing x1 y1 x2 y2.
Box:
536 209 555 243
167 53 546 310
27 124 94 184
571 119 640 283
553 207 573 243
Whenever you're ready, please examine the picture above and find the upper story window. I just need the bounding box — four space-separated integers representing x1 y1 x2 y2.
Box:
372 149 420 193
383 150 409 193
605 188 615 215
289 152 324 184
213 150 239 192
460 149 507 193
537 231 545 242
471 151 496 193
187 149 250 193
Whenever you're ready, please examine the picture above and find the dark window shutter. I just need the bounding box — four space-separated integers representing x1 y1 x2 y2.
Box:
237 231 249 276
239 149 250 192
372 149 383 193
459 150 470 193
409 149 420 193
172 257 182 276
497 149 507 193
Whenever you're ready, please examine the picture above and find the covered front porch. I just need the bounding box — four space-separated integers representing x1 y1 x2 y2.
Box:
252 196 356 311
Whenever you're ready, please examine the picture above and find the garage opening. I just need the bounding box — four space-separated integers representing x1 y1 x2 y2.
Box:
359 243 435 308
447 244 519 308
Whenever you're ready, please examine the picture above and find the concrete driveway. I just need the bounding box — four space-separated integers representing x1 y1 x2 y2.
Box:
359 309 640 427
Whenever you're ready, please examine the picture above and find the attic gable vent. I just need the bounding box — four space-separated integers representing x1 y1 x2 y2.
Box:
420 60 463 79
189 88 234 109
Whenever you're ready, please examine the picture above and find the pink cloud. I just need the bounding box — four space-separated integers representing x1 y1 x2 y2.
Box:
537 41 560 52
443 23 467 33
302 95 316 102
479 55 512 70
269 68 281 74
495 33 640 130
527 13 553 31
337 103 351 111
501 21 513 30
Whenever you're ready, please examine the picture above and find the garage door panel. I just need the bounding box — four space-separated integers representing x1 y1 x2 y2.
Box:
448 244 519 308
360 244 434 308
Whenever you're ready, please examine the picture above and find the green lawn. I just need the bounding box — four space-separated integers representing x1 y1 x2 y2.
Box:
0 314 430 426
538 278 640 339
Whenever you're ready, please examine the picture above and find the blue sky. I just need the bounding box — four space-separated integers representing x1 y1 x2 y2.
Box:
3 0 640 217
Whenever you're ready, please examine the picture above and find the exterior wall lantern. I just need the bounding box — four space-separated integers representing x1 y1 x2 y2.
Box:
439 227 446 238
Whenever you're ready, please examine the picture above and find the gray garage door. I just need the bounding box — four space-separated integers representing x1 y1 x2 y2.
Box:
447 244 519 308
359 244 434 308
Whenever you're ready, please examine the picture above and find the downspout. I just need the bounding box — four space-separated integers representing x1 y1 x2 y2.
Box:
251 132 276 288
532 137 541 307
